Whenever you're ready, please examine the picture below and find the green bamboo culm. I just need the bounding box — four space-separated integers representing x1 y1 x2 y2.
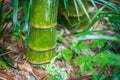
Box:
59 0 88 30
26 0 59 64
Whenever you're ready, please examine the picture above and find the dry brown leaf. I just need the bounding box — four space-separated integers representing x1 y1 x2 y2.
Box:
21 61 32 72
17 34 24 49
0 72 15 80
32 69 48 80
14 70 29 80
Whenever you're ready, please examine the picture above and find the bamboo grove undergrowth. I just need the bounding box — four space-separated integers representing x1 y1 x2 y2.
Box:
0 0 120 79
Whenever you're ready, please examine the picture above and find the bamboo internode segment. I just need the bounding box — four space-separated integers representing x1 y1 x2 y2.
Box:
28 27 56 51
26 26 56 64
26 0 59 64
30 0 58 28
26 47 56 64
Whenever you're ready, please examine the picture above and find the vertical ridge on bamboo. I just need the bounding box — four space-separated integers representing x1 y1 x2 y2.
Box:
26 0 59 64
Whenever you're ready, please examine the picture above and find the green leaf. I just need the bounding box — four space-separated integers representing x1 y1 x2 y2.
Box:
0 60 8 71
95 55 109 66
73 0 80 21
62 52 71 63
91 40 106 48
4 54 14 68
75 55 92 66
13 0 18 29
58 48 71 63
75 59 83 66
58 51 63 59
77 0 91 22
70 42 80 54
13 0 18 28
24 0 32 32
78 43 90 51
80 62 87 75
87 62 98 80
0 48 14 68
57 34 68 44
78 34 120 42
61 48 71 63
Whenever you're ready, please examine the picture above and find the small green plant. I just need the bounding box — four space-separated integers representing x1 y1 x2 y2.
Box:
0 60 8 71
58 48 72 63
43 56 67 80
0 48 15 70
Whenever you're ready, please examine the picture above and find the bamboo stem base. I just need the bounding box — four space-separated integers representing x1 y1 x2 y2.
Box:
26 26 56 64
26 46 56 64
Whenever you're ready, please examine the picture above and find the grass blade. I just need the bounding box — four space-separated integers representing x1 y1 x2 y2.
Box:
78 34 120 42
13 0 18 29
77 0 91 22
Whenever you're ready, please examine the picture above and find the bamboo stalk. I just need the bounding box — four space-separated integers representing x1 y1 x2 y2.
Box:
59 0 86 16
30 0 58 28
26 0 59 64
59 0 88 30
